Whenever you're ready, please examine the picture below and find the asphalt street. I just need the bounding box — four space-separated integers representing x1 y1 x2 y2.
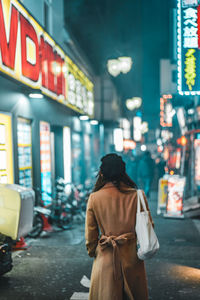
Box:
0 192 200 300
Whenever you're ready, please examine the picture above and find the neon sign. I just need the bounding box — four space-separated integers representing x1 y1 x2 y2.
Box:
160 94 173 127
177 0 200 95
184 48 196 90
0 0 94 116
183 7 198 48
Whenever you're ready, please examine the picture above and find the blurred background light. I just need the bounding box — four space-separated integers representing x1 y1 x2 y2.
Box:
141 144 147 151
133 116 142 141
29 93 44 99
118 56 133 74
90 120 98 125
107 56 132 77
126 97 142 111
79 115 89 121
187 108 195 115
113 128 123 152
107 59 121 77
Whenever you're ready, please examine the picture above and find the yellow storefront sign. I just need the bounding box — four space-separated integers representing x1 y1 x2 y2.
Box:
0 113 14 184
157 178 168 214
0 0 94 116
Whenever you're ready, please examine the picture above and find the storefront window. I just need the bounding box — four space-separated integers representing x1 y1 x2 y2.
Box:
17 118 32 188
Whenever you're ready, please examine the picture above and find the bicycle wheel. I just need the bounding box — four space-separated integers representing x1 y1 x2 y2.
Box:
59 212 73 230
28 213 44 238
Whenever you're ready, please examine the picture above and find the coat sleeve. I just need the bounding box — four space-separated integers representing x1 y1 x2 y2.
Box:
141 190 154 227
85 193 99 257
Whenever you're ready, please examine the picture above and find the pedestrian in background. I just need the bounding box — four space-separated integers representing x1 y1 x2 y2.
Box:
123 150 138 185
138 151 155 198
85 153 154 300
156 157 166 179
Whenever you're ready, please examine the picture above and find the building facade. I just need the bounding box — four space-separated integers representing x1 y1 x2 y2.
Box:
0 0 104 204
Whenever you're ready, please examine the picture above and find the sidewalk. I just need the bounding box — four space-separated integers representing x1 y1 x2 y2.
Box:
6 191 200 300
146 191 200 300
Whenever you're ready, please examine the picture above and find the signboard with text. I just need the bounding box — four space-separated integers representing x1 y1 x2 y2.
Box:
160 94 173 127
177 0 200 95
165 175 186 217
0 113 14 184
0 0 94 116
157 178 168 215
40 121 52 206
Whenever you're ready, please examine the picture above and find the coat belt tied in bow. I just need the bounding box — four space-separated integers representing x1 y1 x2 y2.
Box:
99 232 136 280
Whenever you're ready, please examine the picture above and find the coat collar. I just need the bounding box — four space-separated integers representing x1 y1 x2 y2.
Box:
101 182 115 189
101 182 135 191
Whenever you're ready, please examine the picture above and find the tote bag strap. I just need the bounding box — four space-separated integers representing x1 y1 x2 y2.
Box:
137 189 148 213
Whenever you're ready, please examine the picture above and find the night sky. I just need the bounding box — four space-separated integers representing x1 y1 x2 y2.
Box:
64 0 172 128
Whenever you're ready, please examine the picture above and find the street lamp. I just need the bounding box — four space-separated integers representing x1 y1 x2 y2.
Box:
118 57 133 74
107 56 133 77
126 97 142 111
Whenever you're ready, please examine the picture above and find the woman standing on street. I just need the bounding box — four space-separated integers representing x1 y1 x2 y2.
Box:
85 153 154 300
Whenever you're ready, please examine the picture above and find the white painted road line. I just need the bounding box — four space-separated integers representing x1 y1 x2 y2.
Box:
192 219 200 235
80 275 90 288
70 292 89 300
70 275 90 299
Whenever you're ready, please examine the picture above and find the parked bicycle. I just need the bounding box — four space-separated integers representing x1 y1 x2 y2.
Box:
28 185 73 238
29 176 94 238
56 178 86 222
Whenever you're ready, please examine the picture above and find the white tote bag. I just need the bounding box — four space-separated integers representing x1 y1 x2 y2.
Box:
135 189 159 260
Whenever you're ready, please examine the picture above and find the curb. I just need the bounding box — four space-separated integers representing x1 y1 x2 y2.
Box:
192 219 200 235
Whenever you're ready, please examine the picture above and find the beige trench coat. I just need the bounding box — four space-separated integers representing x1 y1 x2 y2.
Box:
85 183 154 300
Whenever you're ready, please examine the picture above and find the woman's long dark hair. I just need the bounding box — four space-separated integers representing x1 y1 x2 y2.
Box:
93 153 137 193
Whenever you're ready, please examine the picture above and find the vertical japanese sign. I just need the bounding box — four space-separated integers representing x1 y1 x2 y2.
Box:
177 0 200 95
0 113 14 184
40 121 52 205
160 94 173 127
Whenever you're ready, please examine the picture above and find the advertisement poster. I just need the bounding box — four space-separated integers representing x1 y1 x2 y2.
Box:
0 113 14 184
194 139 200 186
165 175 186 217
17 118 32 187
157 178 168 215
40 121 52 205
